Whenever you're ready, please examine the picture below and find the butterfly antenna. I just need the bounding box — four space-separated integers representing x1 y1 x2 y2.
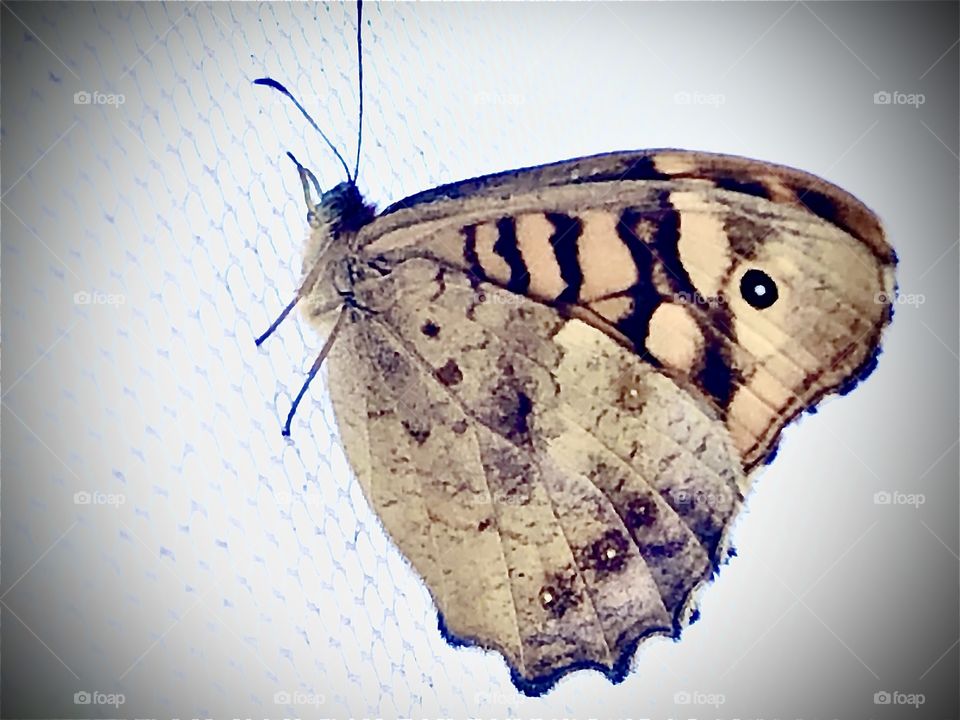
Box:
254 76 353 182
353 0 364 180
283 304 350 436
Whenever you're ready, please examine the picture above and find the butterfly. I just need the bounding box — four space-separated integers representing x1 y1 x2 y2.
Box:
254 0 896 696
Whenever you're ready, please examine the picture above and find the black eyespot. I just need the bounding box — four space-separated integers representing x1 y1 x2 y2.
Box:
739 269 778 309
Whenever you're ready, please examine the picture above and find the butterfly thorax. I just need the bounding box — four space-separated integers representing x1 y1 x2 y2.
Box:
299 182 377 322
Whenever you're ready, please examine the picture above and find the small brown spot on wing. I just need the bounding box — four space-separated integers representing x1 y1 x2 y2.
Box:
638 538 688 559
482 444 534 503
580 529 631 576
480 361 536 445
401 419 431 445
615 368 649 412
625 496 658 529
538 569 580 619
373 347 403 376
435 358 463 387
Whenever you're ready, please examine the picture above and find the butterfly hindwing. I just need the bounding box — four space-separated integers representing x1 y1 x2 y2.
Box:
327 256 744 689
327 304 529 668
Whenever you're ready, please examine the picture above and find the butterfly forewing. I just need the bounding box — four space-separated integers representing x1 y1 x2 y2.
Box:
356 150 895 473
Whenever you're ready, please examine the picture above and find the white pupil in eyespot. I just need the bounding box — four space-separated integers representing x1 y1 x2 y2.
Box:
754 285 766 296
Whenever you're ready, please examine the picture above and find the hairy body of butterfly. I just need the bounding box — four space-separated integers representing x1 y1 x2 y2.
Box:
277 148 895 694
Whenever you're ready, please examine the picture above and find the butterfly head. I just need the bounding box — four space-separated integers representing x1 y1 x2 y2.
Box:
718 209 896 470
314 181 376 238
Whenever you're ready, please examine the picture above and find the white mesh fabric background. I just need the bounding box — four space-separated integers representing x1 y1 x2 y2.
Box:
2 2 958 719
